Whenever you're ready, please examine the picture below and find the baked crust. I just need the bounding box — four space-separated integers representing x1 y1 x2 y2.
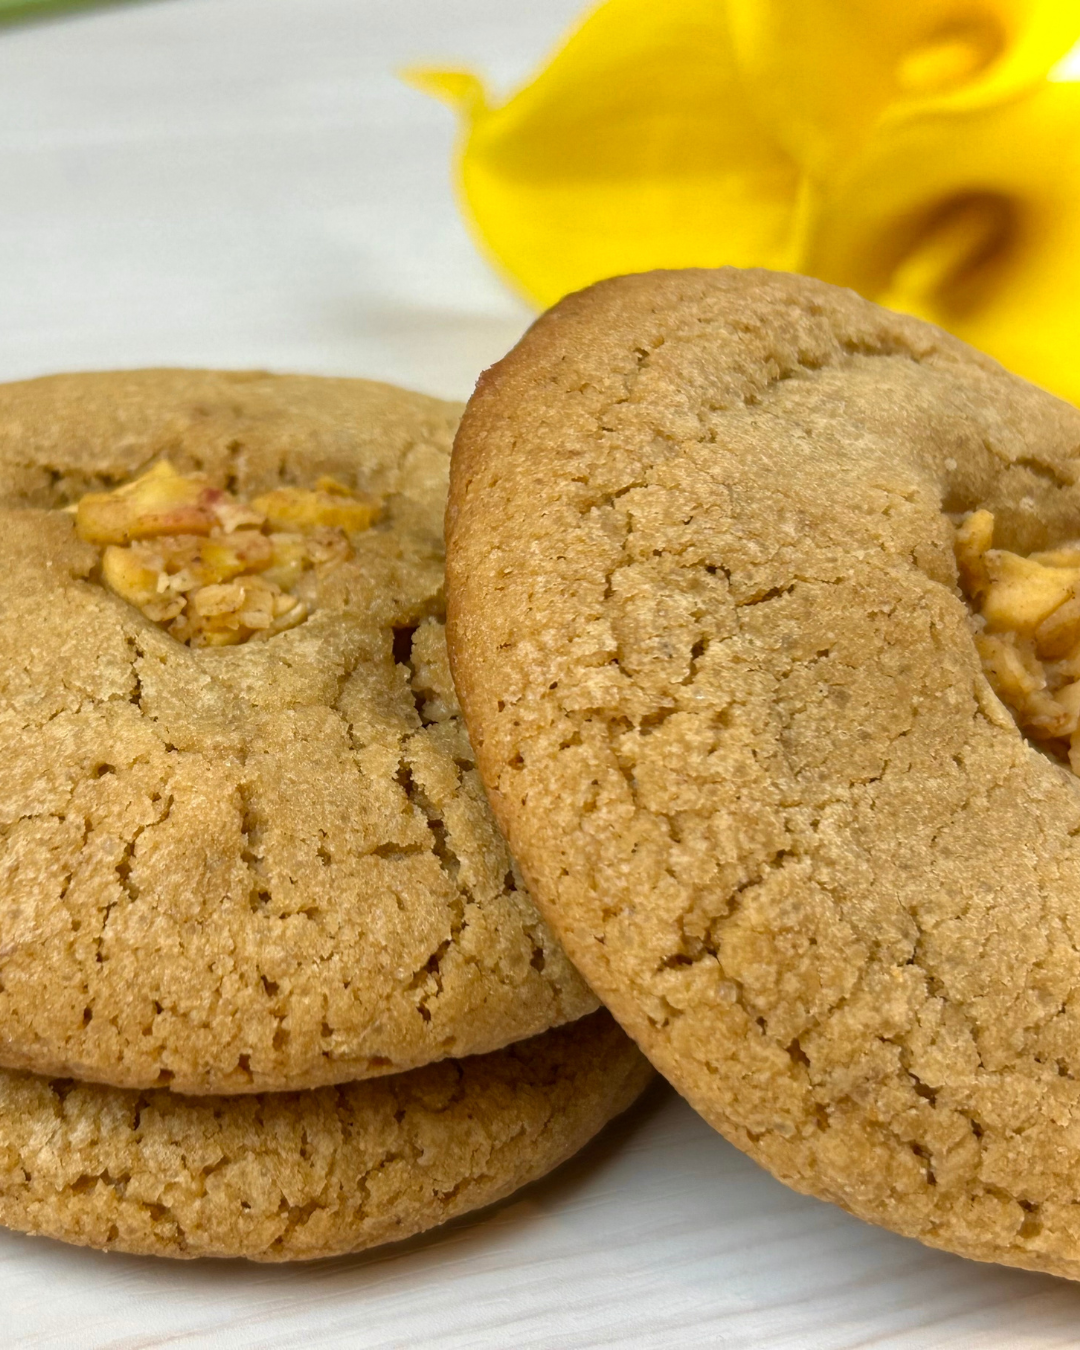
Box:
446 268 1080 1278
0 370 595 1094
0 1010 650 1261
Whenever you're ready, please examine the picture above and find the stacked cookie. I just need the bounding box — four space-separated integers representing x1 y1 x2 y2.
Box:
0 370 652 1260
444 267 1080 1282
11 270 1080 1281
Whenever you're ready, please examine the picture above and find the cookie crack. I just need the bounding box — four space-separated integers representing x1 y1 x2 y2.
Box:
393 756 472 1023
97 787 174 979
123 634 146 712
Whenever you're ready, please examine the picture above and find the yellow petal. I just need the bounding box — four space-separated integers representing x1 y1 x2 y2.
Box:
801 80 1080 404
727 0 1080 174
406 0 805 308
407 68 487 117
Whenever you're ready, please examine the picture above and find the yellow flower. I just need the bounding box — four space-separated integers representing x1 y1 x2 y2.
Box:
410 0 1080 403
406 0 810 309
727 0 1080 175
803 79 1080 404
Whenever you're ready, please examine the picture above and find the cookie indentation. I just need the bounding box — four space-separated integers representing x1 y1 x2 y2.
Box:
75 461 379 647
955 507 1080 770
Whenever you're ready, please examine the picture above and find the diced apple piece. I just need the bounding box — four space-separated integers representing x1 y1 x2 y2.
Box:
304 527 352 569
975 632 1072 737
1047 642 1080 685
1031 546 1080 567
981 550 1080 634
100 544 161 608
262 533 310 590
141 595 186 623
147 531 272 588
76 462 360 648
250 485 378 534
191 583 246 617
233 576 276 630
1023 690 1078 740
954 509 994 595
76 461 217 544
314 476 351 494
1054 680 1080 736
198 531 273 583
209 496 265 533
193 626 245 647
1035 596 1080 659
957 512 1080 761
976 631 1044 702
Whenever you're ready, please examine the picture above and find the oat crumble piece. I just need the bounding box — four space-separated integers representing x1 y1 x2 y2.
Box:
75 461 378 646
955 508 1080 771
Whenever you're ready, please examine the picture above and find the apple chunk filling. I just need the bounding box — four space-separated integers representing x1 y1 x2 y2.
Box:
74 461 379 646
955 508 1080 771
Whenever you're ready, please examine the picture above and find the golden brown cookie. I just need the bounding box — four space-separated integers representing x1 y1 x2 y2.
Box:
0 370 595 1095
0 1009 651 1261
446 268 1080 1279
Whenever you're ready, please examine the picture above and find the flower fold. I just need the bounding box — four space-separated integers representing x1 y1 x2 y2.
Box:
407 0 806 308
412 0 1080 402
727 0 1080 174
805 80 1080 404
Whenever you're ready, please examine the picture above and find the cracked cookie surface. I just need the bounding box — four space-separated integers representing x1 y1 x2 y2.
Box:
0 1009 651 1260
0 369 596 1094
446 268 1080 1279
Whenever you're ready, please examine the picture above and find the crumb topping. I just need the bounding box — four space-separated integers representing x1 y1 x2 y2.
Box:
74 462 378 646
956 508 1080 771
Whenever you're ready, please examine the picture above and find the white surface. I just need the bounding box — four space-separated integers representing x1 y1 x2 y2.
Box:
3 2 1080 1346
0 0 567 401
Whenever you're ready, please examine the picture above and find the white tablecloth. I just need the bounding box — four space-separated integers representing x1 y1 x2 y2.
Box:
2 3 1080 1345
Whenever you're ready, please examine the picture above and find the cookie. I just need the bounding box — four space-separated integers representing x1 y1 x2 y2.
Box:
446 268 1080 1279
0 1009 651 1261
0 370 595 1095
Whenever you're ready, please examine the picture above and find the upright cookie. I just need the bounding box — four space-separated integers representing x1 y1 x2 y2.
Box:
0 370 595 1094
0 1010 651 1261
446 269 1080 1279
